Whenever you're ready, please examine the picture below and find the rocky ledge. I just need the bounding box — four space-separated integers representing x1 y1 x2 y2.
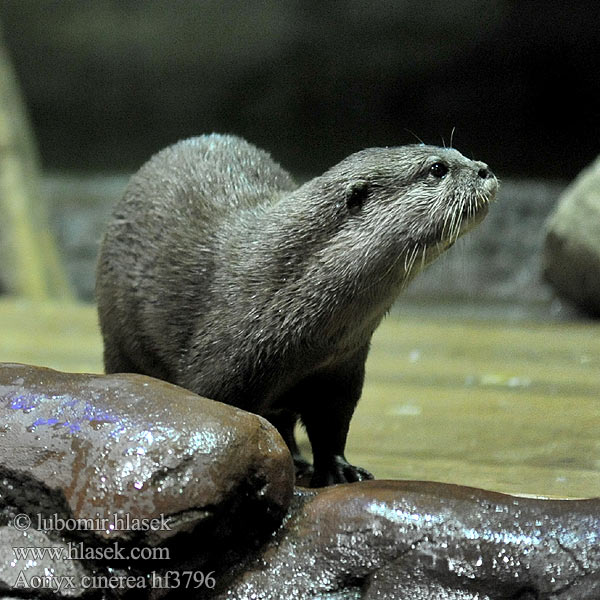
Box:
0 363 598 599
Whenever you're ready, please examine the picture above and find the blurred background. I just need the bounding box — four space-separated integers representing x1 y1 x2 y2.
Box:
2 0 599 178
1 0 599 307
1 0 599 309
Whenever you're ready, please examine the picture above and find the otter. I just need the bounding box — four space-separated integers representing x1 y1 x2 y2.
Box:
96 134 497 487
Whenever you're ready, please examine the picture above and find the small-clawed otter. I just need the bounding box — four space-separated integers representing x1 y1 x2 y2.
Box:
96 134 497 487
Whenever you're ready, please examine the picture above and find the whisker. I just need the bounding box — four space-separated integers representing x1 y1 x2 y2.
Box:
405 129 425 145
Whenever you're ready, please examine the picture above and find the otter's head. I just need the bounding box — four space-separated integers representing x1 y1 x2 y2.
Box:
303 144 498 285
337 144 495 237
267 143 498 318
261 143 497 323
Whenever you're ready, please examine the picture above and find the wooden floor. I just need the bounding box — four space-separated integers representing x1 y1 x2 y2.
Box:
1 298 598 499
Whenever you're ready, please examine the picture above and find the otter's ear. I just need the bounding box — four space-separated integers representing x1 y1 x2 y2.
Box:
345 180 370 215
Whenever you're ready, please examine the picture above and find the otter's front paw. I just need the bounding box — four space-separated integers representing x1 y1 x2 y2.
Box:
310 455 373 488
293 455 315 487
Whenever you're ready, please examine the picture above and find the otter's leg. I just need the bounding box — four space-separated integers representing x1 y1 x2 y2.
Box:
103 334 172 380
298 348 374 487
103 339 138 374
267 410 314 480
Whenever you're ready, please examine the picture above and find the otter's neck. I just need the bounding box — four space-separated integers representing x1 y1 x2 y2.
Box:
220 182 417 350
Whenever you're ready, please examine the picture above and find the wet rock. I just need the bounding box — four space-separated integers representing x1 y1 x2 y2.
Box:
215 480 600 599
544 155 600 316
2 363 598 599
0 363 294 596
0 522 93 598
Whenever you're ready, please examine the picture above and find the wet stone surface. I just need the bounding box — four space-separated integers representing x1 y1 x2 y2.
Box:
0 363 598 599
0 362 294 597
215 481 600 600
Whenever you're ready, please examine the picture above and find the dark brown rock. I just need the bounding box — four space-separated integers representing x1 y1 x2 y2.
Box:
215 480 600 599
544 155 600 316
2 363 598 599
0 363 294 596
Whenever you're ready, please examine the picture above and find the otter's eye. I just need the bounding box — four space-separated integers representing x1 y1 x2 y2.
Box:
429 162 448 178
345 181 369 214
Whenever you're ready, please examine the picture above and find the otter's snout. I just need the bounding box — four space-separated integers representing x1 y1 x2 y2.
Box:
473 160 494 181
473 161 498 200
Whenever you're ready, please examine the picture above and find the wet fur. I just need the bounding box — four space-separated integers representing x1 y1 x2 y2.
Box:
96 134 497 486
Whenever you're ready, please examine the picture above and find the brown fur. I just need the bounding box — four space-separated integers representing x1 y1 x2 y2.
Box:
96 134 497 486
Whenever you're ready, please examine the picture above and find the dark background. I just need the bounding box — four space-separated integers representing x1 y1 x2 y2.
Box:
1 0 599 179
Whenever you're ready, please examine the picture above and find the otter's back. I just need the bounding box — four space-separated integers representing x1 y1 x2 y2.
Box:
123 134 296 218
100 133 297 277
96 134 296 377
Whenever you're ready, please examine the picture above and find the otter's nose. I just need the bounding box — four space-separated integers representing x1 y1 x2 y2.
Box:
477 165 493 179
